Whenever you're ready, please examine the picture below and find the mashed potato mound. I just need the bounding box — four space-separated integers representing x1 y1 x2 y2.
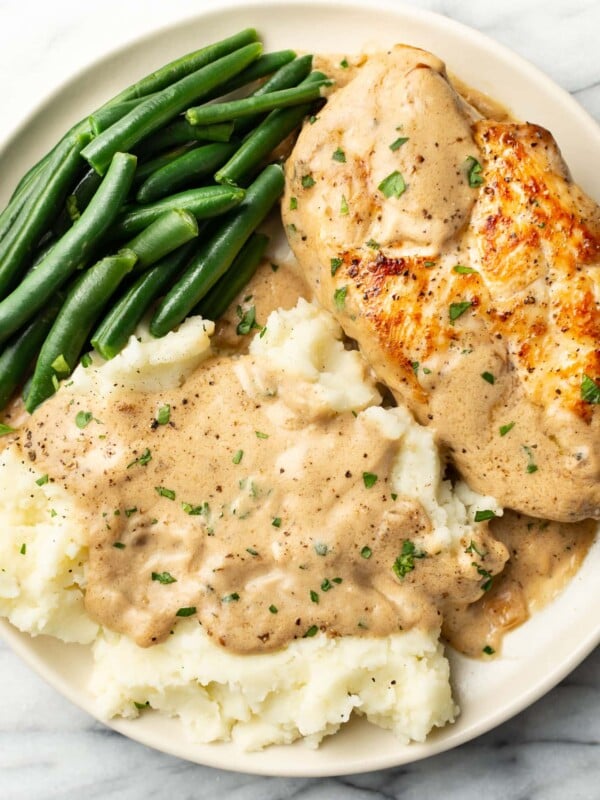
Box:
0 301 504 750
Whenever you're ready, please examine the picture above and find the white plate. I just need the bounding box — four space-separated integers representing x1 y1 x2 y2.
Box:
0 0 599 778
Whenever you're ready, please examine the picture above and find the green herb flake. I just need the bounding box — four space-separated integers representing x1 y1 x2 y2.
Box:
301 174 316 189
310 589 319 603
155 486 176 501
124 507 138 518
389 136 409 151
35 474 49 486
303 625 319 638
334 286 347 310
360 546 372 559
332 577 342 584
362 472 378 488
151 571 177 585
481 371 495 385
466 155 484 188
393 540 426 580
482 645 495 655
340 58 349 68
378 170 406 199
465 540 484 557
269 604 278 614
75 411 93 429
236 305 259 336
246 547 259 556
222 592 240 603
340 195 349 215
449 301 472 324
523 445 539 474
255 430 269 439
51 354 70 374
314 542 329 556
156 404 171 425
472 562 494 591
411 361 419 376
453 264 478 275
330 257 343 276
581 374 600 404
134 701 150 710
332 147 346 162
391 492 398 501
499 422 516 437
272 517 282 528
175 606 197 617
474 509 497 522
289 196 298 210
81 353 92 368
127 448 152 468
309 115 318 125
365 238 379 250
321 579 332 592
424 260 436 267
19 543 26 555
113 542 126 549
232 449 244 465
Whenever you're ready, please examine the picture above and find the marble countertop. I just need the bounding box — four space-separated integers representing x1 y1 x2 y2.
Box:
0 0 598 797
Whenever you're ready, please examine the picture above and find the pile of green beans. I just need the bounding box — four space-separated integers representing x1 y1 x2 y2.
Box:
0 29 330 415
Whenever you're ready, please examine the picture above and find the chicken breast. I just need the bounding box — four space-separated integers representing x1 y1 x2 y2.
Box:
282 45 600 521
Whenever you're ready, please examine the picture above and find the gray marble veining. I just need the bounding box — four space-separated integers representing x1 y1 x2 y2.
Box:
0 0 598 797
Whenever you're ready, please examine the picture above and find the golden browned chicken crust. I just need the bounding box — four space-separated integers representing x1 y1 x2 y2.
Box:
283 46 600 521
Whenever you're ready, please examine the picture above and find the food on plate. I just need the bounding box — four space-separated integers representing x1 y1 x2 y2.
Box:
283 44 600 521
0 29 597 753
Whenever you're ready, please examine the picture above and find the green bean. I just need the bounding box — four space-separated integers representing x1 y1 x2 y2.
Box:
202 50 296 101
134 121 234 160
0 174 38 244
109 184 245 240
0 152 137 346
124 209 198 271
215 72 326 187
89 96 149 135
25 250 138 412
82 43 263 175
133 144 196 185
136 142 237 203
0 132 92 300
91 241 196 360
195 232 268 320
0 292 64 411
52 168 103 238
186 81 327 126
150 163 283 337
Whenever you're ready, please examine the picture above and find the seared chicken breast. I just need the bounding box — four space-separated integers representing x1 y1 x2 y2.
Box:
283 45 600 521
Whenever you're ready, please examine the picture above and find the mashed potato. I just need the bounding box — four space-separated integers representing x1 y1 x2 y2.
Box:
0 301 504 750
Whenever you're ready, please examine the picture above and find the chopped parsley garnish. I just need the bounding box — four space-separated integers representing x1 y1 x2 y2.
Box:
393 540 426 580
389 136 409 150
334 285 347 310
365 238 379 249
321 579 332 592
481 371 495 385
474 509 497 522
175 606 197 617
523 445 539 474
222 593 240 603
391 492 398 501
236 305 259 335
19 543 26 555
472 562 494 591
156 404 171 425
81 353 92 368
124 507 137 517
272 517 282 528
332 147 346 162
378 170 406 199
340 195 349 215
499 422 516 437
151 571 177 585
301 174 316 189
255 430 269 439
75 411 93 429
411 361 420 376
482 645 495 655
113 542 126 549
303 625 319 637
453 264 478 275
181 502 206 515
340 58 349 68
330 257 343 276
362 472 378 488
51 354 70 374
466 155 484 187
0 423 16 436
465 540 484 557
314 542 329 556
155 486 176 500
246 547 259 556
127 448 152 468
332 577 342 584
310 590 319 603
134 701 150 710
424 260 436 267
232 449 244 465
289 196 298 210
35 474 49 486
269 604 278 614
449 301 472 324
360 546 372 559
581 374 600 404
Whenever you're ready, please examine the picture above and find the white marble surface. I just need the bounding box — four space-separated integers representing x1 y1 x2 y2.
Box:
0 0 599 797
